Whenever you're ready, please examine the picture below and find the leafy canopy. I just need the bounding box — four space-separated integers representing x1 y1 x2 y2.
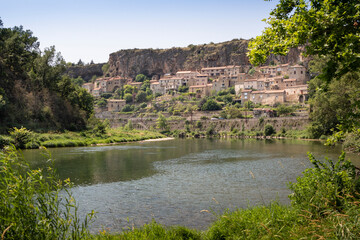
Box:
248 0 360 80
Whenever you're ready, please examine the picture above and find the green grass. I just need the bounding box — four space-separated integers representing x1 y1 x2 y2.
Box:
1 128 165 149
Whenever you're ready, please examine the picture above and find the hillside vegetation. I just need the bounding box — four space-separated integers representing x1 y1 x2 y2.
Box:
0 18 93 132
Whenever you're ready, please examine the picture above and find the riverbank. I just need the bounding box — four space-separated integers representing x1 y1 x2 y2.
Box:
0 128 166 149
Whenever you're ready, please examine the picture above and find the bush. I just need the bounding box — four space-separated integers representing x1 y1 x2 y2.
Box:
0 146 94 239
343 129 360 153
201 99 222 111
9 127 34 149
0 135 13 149
122 104 134 112
264 124 276 136
288 152 360 215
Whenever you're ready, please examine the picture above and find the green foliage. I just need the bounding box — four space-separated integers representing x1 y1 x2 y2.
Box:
201 99 222 111
248 68 255 75
343 128 360 153
122 104 134 113
244 100 254 110
196 121 202 129
276 104 295 117
206 124 217 137
124 93 133 104
221 106 243 119
97 98 107 108
9 127 33 149
0 146 93 239
135 74 148 82
222 94 233 104
288 152 360 215
248 0 360 81
206 203 298 240
124 120 133 130
156 113 169 131
264 124 275 136
93 119 109 137
124 85 136 94
101 63 109 74
71 76 84 87
135 91 147 103
310 72 360 137
100 93 112 99
178 86 189 93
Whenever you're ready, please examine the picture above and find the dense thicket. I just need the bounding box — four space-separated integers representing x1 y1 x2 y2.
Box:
0 18 93 132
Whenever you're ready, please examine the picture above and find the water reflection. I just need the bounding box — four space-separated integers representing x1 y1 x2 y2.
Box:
22 139 360 232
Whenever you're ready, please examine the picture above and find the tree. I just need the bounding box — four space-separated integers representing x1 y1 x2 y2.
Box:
201 99 222 111
156 113 169 131
101 63 109 74
77 59 84 66
124 93 133 103
135 74 148 82
135 91 147 103
248 0 360 82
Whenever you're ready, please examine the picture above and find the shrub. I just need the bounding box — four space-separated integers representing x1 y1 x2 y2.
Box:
288 152 360 215
0 135 13 149
122 104 134 112
200 116 209 120
124 119 133 130
0 146 94 239
201 99 222 111
264 124 276 136
9 127 33 149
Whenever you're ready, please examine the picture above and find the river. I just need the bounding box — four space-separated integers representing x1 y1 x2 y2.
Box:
23 138 360 233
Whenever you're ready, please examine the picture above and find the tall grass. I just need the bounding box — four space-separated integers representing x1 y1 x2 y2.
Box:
0 146 94 239
1 127 165 149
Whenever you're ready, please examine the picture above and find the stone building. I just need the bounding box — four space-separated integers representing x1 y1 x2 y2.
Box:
107 99 126 112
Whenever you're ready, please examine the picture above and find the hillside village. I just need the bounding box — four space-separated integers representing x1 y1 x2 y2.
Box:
82 63 309 113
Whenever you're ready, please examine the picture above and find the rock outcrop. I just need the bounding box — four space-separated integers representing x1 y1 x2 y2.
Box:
107 39 304 79
65 63 105 82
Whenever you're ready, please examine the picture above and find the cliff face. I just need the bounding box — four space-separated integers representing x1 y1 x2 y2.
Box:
65 63 105 82
108 39 304 79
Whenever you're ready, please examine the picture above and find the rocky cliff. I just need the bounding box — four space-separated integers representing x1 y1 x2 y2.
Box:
108 39 304 79
65 63 105 82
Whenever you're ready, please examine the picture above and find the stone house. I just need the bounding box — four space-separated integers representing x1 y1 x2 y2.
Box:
176 71 199 79
82 83 93 93
92 87 102 97
284 85 309 103
189 84 211 98
212 77 230 93
107 99 126 112
244 79 258 90
241 90 286 106
287 64 307 84
189 74 208 86
201 66 227 77
150 81 163 95
240 89 252 103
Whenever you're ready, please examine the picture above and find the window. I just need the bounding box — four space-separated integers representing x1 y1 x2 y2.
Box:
301 71 303 74
294 71 296 74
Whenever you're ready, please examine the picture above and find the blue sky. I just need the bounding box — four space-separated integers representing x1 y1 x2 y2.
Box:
1 0 278 63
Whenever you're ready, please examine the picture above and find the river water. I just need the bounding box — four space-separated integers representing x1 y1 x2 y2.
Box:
23 138 360 233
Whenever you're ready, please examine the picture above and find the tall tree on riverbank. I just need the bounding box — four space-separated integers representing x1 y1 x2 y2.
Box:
0 18 94 131
248 0 360 138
